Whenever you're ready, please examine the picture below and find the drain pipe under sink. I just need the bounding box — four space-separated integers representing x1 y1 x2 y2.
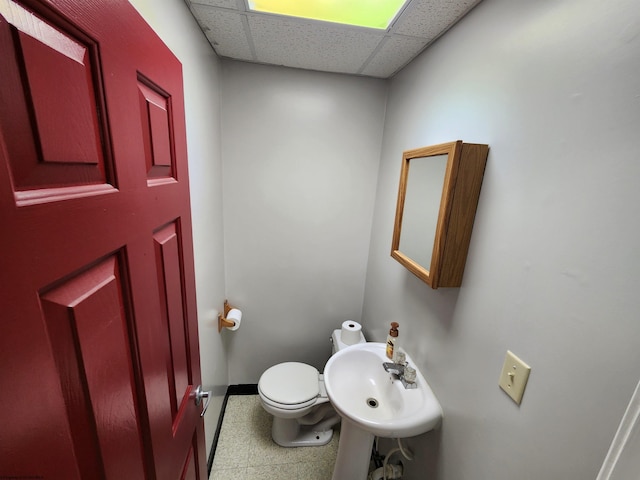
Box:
368 438 414 480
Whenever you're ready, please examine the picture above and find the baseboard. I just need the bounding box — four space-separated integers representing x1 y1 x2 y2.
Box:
227 384 259 395
207 384 259 476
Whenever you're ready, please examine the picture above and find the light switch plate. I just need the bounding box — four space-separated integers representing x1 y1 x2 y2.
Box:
499 350 531 405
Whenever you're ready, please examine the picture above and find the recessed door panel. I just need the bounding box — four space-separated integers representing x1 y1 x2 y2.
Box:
138 76 175 182
153 221 190 422
19 29 102 165
40 255 146 480
0 1 112 204
179 442 198 480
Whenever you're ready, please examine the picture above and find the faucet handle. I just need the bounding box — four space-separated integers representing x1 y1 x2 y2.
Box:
404 365 417 384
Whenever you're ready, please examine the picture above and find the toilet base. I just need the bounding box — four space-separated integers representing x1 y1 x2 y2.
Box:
271 416 334 447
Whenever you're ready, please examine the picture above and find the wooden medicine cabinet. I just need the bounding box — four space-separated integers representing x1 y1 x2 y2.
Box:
391 141 489 288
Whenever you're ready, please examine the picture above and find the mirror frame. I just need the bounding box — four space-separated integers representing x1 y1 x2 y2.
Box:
391 141 488 288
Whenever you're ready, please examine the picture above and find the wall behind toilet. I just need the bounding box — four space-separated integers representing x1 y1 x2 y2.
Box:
221 61 387 383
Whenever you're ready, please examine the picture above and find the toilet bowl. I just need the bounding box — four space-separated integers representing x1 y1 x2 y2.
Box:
258 326 366 447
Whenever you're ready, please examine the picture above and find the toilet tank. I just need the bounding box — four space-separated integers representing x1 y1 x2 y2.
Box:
331 326 366 355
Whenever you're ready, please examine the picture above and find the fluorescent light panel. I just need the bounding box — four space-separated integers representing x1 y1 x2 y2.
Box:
248 0 407 30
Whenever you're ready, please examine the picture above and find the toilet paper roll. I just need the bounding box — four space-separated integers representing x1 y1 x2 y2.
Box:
226 308 242 331
340 320 362 345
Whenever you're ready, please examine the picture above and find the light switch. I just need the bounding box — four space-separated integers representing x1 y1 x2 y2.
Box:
499 350 531 405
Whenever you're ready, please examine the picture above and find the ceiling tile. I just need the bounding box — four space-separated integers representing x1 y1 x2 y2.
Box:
189 0 238 8
186 0 484 78
361 36 428 78
393 0 480 39
191 5 254 61
248 15 384 75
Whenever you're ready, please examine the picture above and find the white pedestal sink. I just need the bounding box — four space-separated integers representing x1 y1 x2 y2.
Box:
324 343 443 480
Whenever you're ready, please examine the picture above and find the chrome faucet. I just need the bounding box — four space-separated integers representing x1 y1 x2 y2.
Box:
383 362 417 389
383 362 405 376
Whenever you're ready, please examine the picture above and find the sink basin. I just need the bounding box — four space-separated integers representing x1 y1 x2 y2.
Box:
324 342 442 438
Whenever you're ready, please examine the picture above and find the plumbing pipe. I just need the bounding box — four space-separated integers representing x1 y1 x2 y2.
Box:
369 466 385 480
368 463 403 480
375 438 413 480
397 438 414 461
383 448 401 480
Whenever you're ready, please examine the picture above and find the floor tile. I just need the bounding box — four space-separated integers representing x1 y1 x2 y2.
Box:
212 429 251 469
246 463 299 480
209 467 247 480
297 460 335 480
211 394 339 480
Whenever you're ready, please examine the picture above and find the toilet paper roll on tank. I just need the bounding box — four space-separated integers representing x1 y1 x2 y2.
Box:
331 321 366 351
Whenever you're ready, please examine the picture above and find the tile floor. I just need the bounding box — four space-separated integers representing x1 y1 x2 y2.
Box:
210 394 339 480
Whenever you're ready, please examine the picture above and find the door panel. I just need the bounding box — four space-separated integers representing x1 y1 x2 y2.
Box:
0 1 112 203
19 25 103 165
153 221 192 424
180 443 198 480
138 77 175 181
0 0 206 479
40 254 146 480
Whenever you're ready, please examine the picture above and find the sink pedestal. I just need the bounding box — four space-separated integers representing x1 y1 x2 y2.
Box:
331 417 374 480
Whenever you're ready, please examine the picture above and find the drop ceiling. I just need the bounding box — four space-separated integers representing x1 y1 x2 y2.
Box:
185 0 483 78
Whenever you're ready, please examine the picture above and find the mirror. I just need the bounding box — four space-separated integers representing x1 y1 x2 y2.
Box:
391 141 489 288
398 153 448 269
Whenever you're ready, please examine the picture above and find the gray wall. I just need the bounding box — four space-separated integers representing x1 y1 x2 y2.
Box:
363 0 640 478
128 0 228 455
220 60 387 383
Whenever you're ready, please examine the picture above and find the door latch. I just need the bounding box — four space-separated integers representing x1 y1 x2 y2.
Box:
194 385 212 417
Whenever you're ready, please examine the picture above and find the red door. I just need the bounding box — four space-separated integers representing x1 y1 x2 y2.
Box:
0 0 206 479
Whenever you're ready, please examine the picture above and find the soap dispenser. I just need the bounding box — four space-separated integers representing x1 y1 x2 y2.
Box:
386 322 399 360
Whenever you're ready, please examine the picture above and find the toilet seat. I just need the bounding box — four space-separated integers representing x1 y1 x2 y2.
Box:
258 362 322 410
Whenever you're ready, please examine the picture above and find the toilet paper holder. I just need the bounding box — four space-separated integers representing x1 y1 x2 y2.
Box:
218 300 237 332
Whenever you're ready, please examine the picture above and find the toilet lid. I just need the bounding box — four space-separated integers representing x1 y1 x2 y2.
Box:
259 362 319 405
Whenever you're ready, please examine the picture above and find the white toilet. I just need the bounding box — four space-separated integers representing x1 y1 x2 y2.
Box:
258 325 366 447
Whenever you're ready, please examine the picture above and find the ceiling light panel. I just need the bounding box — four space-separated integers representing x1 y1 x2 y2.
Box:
248 0 407 30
